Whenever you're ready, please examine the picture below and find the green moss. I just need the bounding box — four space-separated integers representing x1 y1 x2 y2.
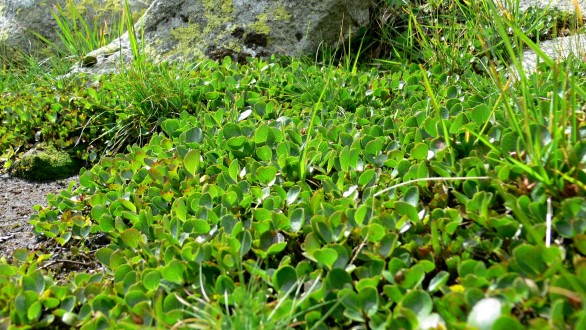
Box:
11 144 80 181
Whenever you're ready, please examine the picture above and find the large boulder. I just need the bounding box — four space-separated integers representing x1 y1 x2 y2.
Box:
71 0 371 74
0 0 151 60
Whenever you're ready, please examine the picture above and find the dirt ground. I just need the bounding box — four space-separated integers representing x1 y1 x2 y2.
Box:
0 174 79 260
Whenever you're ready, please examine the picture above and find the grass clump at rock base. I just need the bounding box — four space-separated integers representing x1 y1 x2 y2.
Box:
0 0 586 329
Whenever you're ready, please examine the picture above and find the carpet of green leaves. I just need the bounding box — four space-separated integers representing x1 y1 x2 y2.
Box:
1 1 586 329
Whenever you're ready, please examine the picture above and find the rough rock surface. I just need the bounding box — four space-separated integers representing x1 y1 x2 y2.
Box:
500 0 586 74
10 144 81 182
71 0 371 74
0 0 151 59
511 0 586 12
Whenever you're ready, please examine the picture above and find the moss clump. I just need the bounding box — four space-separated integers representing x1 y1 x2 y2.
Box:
10 144 80 181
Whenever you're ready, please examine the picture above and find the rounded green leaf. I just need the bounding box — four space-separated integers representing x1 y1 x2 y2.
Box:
493 315 525 330
267 242 287 255
161 260 184 284
142 270 161 291
223 123 241 139
227 136 247 149
401 289 432 317
470 103 491 125
125 290 148 308
255 124 270 144
395 201 419 222
358 169 376 186
256 145 273 161
326 268 352 290
27 301 42 321
410 142 429 160
273 265 298 293
313 247 338 270
286 186 301 205
183 149 201 177
120 228 142 249
365 139 383 155
181 127 203 144
427 271 449 292
290 207 304 233
256 166 277 184
358 286 380 317
95 248 114 268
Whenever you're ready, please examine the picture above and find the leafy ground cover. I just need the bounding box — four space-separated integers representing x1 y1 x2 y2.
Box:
1 1 586 329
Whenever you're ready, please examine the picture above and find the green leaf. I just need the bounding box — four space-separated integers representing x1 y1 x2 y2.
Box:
0 264 15 276
493 316 525 330
358 286 379 317
223 123 241 139
427 271 449 292
172 197 188 221
143 270 161 291
227 136 247 149
290 207 304 233
181 127 203 144
313 247 338 270
95 248 114 268
327 268 352 290
228 160 239 182
339 288 360 311
125 290 148 308
513 244 545 277
256 145 273 161
365 139 383 155
192 219 211 234
120 228 142 249
183 149 201 176
401 264 425 289
162 119 180 136
340 146 351 172
256 166 277 184
161 260 184 284
395 201 419 222
286 186 301 205
410 142 429 160
358 169 376 186
470 103 491 125
574 234 586 255
255 124 270 144
273 266 298 293
267 242 287 255
401 290 432 317
27 301 42 321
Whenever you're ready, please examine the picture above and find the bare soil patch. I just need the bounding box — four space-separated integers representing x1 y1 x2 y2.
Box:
0 174 79 260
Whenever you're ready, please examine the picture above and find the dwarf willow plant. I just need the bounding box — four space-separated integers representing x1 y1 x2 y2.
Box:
2 1 586 329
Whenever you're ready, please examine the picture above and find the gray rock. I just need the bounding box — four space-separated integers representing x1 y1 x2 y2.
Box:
69 0 371 74
10 144 81 182
497 0 586 75
0 0 151 60
520 33 586 74
507 0 586 12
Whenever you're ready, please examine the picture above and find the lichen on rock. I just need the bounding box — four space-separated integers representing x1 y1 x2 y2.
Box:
66 0 372 73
